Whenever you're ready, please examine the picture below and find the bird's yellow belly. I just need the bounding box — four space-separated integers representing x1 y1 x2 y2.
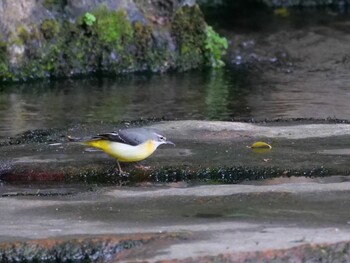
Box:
84 139 157 162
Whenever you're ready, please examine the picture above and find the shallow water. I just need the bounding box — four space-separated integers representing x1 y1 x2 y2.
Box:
0 70 254 138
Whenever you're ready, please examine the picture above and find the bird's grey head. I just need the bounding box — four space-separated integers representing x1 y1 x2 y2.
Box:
153 131 175 146
119 127 175 147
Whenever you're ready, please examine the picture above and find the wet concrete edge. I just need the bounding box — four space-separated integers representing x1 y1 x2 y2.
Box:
1 234 349 262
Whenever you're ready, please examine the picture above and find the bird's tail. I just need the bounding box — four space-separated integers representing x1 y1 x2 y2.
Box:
83 139 110 152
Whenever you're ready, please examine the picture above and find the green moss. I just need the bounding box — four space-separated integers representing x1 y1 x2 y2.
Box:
171 4 206 71
0 40 8 77
132 21 175 72
83 12 96 27
92 6 133 50
0 9 106 81
204 26 228 68
0 40 6 61
17 25 30 44
132 21 153 66
40 19 60 39
49 19 101 76
133 22 152 55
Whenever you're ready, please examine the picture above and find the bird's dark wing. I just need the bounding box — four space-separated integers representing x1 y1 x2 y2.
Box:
118 128 148 146
92 132 130 144
93 128 158 146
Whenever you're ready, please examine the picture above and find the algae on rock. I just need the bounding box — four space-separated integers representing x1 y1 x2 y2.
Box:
171 5 207 71
0 1 227 82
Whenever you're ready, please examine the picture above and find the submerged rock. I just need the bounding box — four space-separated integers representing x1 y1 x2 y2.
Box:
0 0 209 82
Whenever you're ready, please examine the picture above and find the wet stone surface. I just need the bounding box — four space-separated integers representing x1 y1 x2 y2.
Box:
1 120 350 184
1 180 350 262
0 233 190 262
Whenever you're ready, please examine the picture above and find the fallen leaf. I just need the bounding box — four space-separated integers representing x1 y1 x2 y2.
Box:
274 7 290 17
248 141 272 149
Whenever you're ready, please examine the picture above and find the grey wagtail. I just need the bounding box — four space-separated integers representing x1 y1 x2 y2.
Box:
84 128 175 173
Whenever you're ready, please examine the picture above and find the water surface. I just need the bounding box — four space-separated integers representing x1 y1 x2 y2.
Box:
0 69 253 138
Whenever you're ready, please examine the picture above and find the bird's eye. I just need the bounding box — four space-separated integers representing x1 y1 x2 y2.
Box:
159 136 165 140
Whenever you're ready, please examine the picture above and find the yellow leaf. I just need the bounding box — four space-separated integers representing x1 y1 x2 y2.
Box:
274 7 290 18
249 141 272 149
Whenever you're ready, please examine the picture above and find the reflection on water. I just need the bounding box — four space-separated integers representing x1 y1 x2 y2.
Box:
0 69 252 138
205 70 230 119
2 61 350 138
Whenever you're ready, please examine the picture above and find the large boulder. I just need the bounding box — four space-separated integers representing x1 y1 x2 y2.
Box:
0 0 207 81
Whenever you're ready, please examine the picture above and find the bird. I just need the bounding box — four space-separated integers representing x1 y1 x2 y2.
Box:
83 127 175 174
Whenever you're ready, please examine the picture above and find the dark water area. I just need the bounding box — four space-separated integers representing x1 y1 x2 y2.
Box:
202 2 350 32
2 8 350 138
0 69 253 138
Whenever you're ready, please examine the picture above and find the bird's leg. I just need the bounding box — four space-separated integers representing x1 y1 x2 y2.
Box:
116 160 130 177
116 160 123 174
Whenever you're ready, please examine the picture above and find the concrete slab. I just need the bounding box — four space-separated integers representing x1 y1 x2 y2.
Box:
1 120 350 183
1 180 350 261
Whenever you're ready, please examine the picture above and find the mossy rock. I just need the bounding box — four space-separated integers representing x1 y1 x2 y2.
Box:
0 39 6 61
0 39 8 76
171 5 207 71
93 7 133 49
0 3 211 82
133 21 152 59
40 19 60 39
17 25 31 44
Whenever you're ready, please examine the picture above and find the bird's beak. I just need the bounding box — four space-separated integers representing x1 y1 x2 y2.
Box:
166 140 176 146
